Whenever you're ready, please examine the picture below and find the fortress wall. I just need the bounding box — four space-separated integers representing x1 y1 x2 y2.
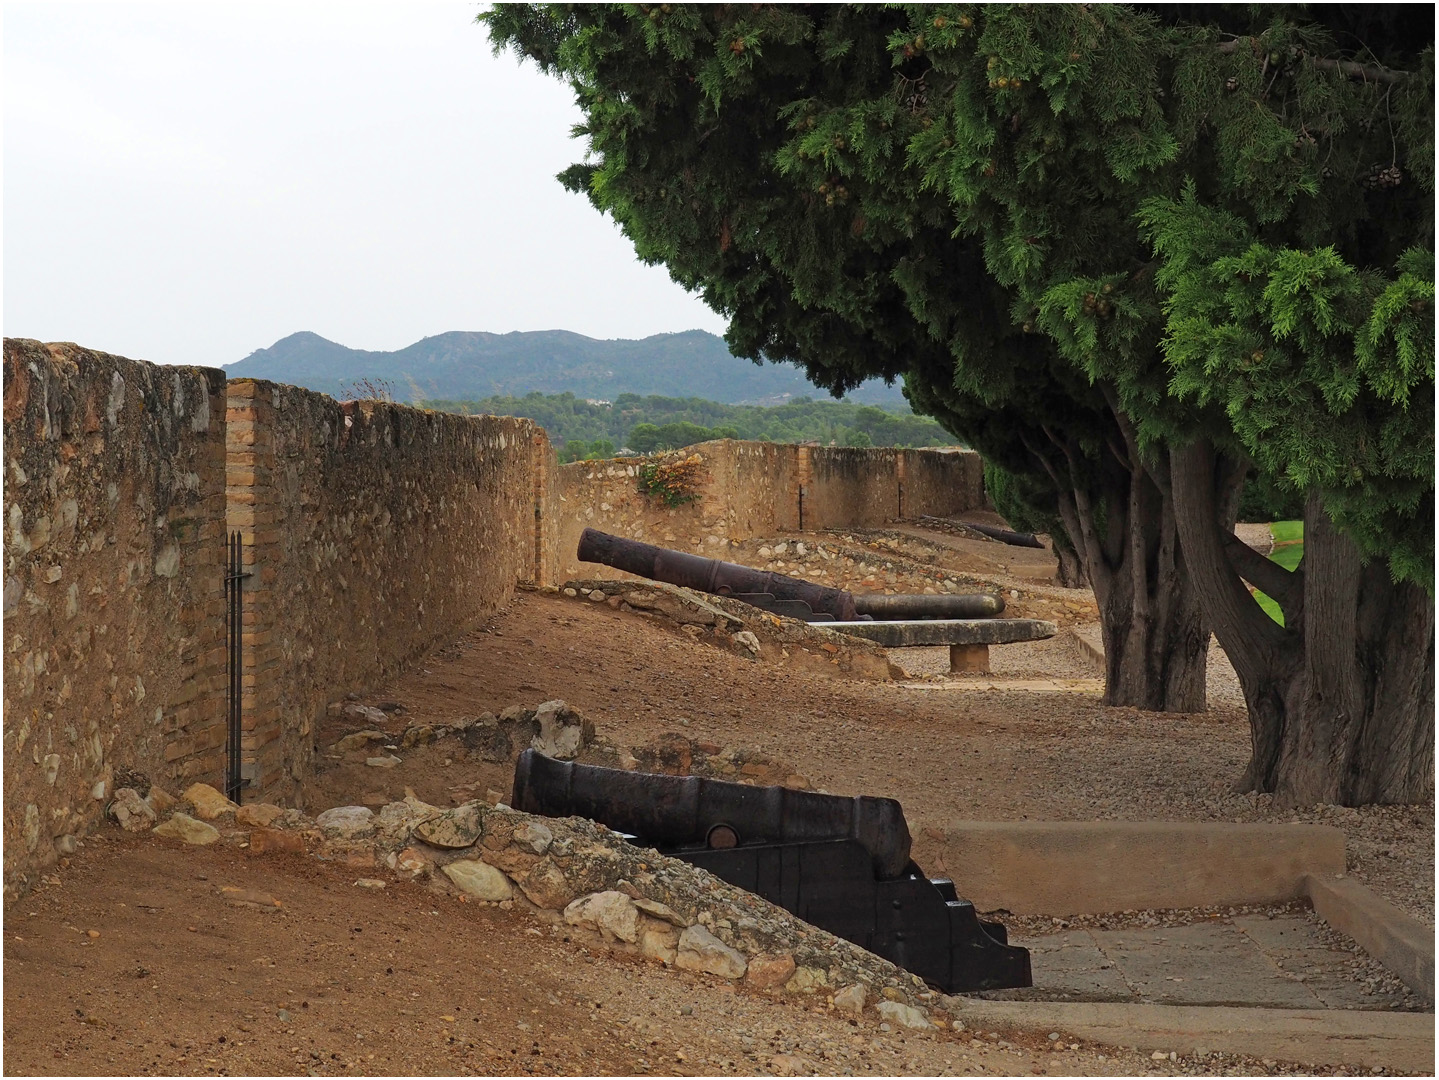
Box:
2 340 228 898
548 440 984 581
226 380 547 802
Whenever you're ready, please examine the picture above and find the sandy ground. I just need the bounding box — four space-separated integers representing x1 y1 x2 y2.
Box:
5 524 1432 1077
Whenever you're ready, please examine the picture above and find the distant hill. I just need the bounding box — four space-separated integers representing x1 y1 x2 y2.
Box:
226 329 910 408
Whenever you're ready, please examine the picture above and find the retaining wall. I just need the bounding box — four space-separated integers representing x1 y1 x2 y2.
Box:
550 441 984 581
226 379 549 802
2 340 228 898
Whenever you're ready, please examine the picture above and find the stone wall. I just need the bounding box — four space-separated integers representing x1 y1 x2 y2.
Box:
550 440 984 580
225 380 549 803
3 340 228 898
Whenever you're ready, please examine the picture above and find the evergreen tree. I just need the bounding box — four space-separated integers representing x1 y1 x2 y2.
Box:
485 4 1433 803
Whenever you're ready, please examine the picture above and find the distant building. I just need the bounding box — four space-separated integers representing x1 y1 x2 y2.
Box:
585 399 612 406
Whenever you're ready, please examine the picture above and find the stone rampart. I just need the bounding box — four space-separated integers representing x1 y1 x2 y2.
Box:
3 340 228 898
551 440 984 580
225 380 549 802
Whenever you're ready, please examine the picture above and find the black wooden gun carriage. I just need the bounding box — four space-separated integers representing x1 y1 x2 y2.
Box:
511 749 1031 993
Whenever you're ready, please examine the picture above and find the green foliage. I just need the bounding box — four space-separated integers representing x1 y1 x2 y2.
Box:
1143 191 1434 584
423 390 961 451
558 438 616 463
637 454 704 507
1253 522 1305 625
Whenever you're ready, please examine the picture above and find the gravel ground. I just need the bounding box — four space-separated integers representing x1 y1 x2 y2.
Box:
885 628 1432 932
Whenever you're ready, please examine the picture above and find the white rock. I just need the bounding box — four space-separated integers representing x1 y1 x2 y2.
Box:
343 703 389 725
564 891 640 943
675 924 747 979
109 788 156 832
733 630 761 654
366 755 402 768
315 805 376 838
833 984 867 1015
512 821 553 855
443 860 515 901
531 699 586 760
875 1000 932 1029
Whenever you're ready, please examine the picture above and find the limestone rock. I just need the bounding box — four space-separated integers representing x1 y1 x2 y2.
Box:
182 783 238 820
332 729 388 753
393 847 430 873
145 786 177 814
110 788 156 832
530 699 593 761
235 803 285 828
833 984 867 1016
784 966 828 993
400 725 434 749
675 925 747 979
733 630 761 655
412 803 484 849
633 897 685 926
639 920 679 964
444 859 515 901
514 858 577 910
745 953 796 989
564 891 640 943
340 703 388 726
315 806 376 839
511 821 553 855
366 755 402 768
153 813 220 845
875 1000 932 1029
220 885 282 909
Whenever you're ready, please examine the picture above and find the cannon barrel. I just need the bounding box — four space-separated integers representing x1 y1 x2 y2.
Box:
852 593 1004 619
511 748 912 880
578 527 859 621
578 528 1003 621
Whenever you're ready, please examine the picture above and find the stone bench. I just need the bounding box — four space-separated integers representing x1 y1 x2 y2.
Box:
811 618 1057 674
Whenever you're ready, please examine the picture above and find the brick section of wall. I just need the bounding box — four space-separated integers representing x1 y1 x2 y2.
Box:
3 340 228 899
224 381 546 803
549 440 983 581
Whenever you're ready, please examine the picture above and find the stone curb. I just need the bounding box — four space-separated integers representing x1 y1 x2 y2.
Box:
1066 626 1106 675
1304 873 1435 1002
915 821 1346 915
952 1000 1435 1074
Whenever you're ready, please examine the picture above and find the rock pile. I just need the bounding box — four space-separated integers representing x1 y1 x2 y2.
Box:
112 777 954 1028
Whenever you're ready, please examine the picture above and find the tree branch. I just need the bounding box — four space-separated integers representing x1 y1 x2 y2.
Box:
1216 38 1417 84
1222 531 1301 604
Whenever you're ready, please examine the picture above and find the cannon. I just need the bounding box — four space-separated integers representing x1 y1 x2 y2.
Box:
577 528 1003 622
511 749 1032 993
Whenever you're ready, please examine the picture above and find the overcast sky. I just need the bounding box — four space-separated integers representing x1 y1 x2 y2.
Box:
4 3 729 368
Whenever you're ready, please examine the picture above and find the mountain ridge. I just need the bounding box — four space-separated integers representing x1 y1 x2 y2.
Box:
226 329 909 408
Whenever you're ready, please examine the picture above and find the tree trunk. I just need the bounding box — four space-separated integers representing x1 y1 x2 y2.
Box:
1171 440 1435 806
1029 412 1212 713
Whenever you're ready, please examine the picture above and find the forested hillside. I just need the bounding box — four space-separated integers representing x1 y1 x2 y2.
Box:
424 391 961 458
227 329 908 406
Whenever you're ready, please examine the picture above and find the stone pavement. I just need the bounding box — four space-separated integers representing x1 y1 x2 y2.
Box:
985 915 1419 1011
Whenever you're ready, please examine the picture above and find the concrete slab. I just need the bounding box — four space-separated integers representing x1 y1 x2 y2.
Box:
1000 933 1134 1002
1087 923 1323 1009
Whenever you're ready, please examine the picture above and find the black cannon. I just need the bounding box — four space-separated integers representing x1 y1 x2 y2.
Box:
511 749 1031 993
577 527 1003 622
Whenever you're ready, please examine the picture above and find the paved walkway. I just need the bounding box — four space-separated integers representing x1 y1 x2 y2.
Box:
987 915 1417 1011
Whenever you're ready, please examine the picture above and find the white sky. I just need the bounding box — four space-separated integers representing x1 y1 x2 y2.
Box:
4 2 729 369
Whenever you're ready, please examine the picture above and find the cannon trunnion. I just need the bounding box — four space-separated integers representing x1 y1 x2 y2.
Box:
511 750 1031 993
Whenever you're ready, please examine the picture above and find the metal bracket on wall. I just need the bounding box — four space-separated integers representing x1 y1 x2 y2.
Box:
223 531 253 805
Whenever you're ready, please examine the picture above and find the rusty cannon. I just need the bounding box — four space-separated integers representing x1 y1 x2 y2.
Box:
511 748 1032 993
577 527 1003 622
